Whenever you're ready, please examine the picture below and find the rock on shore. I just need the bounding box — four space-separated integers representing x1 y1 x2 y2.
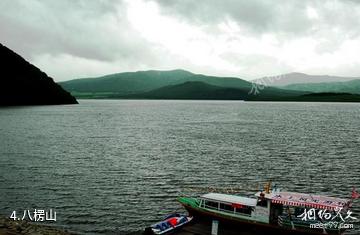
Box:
0 216 75 235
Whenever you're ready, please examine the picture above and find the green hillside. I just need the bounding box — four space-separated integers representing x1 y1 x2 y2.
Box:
59 69 304 99
280 79 360 94
120 81 360 102
121 81 250 100
0 43 77 106
59 69 194 95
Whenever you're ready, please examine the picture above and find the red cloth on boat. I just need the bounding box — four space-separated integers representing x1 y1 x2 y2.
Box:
168 218 177 227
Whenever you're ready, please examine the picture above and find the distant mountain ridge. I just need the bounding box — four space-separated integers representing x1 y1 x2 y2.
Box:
60 69 251 95
281 79 360 94
119 81 360 102
253 72 360 86
59 69 304 99
0 43 77 106
59 69 360 102
122 81 251 100
61 69 195 95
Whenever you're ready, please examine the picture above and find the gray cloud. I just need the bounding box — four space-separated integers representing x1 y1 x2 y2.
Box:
154 0 360 37
1 0 360 81
154 0 276 32
0 0 142 61
153 1 310 34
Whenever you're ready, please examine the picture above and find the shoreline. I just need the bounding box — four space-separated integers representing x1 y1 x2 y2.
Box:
0 215 75 235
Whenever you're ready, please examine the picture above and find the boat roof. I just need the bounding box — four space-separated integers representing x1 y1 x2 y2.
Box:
201 193 257 207
255 191 349 210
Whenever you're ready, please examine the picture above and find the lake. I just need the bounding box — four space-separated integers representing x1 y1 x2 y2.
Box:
0 100 359 234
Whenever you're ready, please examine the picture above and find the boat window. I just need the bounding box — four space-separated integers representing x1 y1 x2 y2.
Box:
235 207 252 215
219 203 233 212
205 200 219 209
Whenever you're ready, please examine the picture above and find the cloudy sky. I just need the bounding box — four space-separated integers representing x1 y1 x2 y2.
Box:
1 0 360 81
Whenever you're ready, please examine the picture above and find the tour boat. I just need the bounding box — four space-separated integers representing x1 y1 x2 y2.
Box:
144 213 193 235
178 184 358 235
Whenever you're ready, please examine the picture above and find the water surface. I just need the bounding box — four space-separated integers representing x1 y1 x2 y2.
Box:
0 100 359 234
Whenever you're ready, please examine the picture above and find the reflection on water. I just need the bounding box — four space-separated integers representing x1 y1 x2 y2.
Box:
0 100 359 234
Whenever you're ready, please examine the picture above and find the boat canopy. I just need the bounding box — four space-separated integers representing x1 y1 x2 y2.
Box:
256 191 349 210
201 193 257 207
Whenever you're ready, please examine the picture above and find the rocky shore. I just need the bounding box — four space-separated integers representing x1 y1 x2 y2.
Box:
0 216 75 235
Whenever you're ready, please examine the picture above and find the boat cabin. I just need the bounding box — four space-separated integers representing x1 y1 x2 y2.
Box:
198 193 270 223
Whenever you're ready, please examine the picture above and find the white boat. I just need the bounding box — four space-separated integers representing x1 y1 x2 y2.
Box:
144 213 193 235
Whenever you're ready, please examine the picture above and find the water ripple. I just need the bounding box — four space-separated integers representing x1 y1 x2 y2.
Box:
0 100 359 234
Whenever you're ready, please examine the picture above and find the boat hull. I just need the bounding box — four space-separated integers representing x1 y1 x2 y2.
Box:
144 214 193 235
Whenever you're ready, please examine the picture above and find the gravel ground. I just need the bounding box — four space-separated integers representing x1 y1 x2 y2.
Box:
0 216 75 235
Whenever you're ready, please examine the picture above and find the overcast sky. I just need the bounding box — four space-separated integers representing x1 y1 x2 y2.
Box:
1 0 360 81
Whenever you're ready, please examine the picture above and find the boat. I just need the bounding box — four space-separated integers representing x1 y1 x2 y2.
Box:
144 213 193 235
178 183 357 235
